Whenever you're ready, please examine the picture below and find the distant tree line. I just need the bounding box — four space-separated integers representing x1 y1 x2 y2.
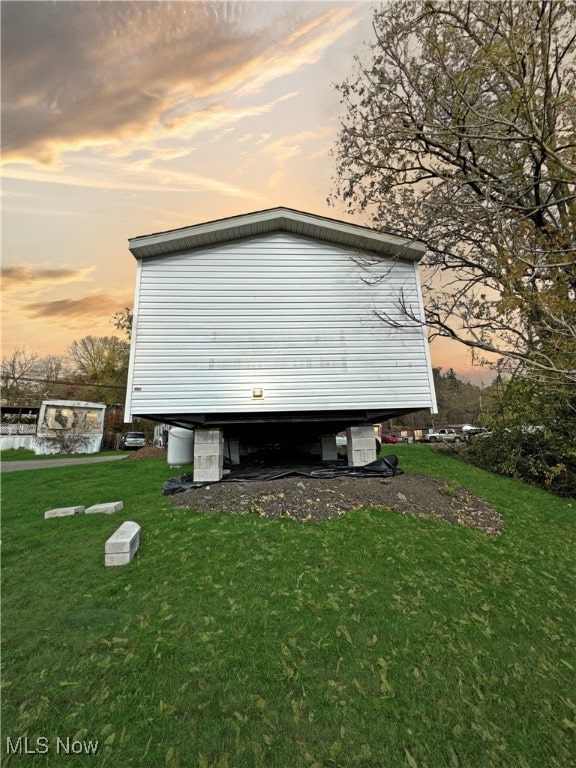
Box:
403 367 494 429
1 308 134 410
1 336 130 409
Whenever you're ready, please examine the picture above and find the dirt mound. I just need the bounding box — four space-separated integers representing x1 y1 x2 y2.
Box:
171 471 503 536
125 446 168 460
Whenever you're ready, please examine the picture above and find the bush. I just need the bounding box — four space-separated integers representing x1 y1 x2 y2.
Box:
458 429 576 498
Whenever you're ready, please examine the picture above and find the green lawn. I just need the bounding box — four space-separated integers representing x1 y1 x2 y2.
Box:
1 446 575 767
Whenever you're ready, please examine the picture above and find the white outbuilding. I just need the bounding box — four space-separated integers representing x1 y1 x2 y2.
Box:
125 207 437 480
35 399 106 455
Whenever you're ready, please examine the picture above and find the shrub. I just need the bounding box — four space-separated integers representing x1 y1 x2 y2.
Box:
458 429 576 498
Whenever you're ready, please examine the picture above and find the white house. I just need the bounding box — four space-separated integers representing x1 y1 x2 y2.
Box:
125 207 437 480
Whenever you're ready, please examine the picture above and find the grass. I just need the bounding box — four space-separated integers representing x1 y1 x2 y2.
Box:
1 446 575 767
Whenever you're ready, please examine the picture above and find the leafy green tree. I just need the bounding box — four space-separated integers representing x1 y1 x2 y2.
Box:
465 374 576 496
67 335 129 405
112 307 133 340
332 0 576 384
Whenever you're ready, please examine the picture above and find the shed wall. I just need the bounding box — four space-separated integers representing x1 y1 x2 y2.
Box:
126 233 435 418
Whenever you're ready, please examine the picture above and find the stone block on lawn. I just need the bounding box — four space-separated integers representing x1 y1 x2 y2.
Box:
85 501 124 515
104 520 141 567
44 506 85 519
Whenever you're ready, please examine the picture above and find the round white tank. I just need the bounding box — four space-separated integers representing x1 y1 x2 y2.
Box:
167 428 194 467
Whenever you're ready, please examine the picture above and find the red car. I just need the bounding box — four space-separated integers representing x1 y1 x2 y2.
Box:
381 435 398 444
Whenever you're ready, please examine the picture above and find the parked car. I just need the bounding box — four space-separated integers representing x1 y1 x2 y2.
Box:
381 435 398 444
422 428 463 443
464 427 491 439
119 431 146 450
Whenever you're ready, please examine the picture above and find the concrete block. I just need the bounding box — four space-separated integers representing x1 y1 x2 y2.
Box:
226 437 240 465
105 521 140 553
194 429 223 445
195 454 222 470
348 437 376 451
194 442 224 457
105 520 140 566
44 506 85 519
193 428 223 482
104 552 134 567
349 449 376 466
86 501 124 514
309 440 322 456
320 434 338 461
347 426 376 439
346 426 377 467
193 455 224 482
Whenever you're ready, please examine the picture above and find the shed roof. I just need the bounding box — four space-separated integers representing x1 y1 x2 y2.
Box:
128 207 426 262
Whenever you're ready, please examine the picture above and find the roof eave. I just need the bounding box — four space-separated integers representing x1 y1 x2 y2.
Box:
128 207 426 262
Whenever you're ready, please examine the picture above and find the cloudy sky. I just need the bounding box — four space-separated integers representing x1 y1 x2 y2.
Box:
1 0 486 382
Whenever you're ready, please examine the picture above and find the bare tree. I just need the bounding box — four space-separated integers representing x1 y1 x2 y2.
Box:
332 0 576 384
0 349 69 405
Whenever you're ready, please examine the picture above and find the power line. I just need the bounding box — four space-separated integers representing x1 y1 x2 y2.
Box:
1 376 126 390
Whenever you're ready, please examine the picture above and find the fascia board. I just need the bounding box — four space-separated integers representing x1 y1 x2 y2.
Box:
128 207 426 263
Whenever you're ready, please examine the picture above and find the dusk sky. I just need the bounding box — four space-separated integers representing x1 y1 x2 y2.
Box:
1 0 491 383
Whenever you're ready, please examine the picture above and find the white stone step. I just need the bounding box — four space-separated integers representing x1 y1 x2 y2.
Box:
44 506 85 519
104 521 141 566
86 501 124 515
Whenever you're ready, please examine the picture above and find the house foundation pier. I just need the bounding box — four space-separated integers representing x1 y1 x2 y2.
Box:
320 434 338 462
225 435 241 465
346 425 376 466
193 428 224 482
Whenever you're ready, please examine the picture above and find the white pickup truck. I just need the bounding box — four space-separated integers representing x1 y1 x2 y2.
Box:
422 428 463 443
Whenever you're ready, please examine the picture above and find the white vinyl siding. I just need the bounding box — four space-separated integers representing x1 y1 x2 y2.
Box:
126 233 436 417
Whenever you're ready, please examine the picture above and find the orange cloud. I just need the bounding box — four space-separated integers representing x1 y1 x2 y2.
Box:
238 7 359 97
1 265 95 291
1 2 360 166
2 162 258 199
23 293 129 322
162 93 299 139
264 127 334 186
